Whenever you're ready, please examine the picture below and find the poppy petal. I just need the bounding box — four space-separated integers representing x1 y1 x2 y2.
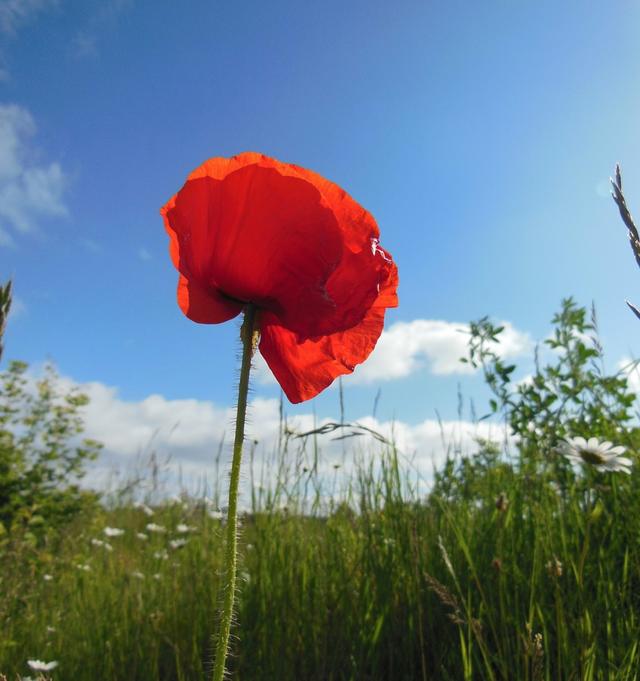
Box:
177 273 243 324
259 262 398 403
162 152 399 403
162 153 393 338
163 162 346 334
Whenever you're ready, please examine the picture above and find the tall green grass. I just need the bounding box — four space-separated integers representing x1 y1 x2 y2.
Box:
1 435 640 681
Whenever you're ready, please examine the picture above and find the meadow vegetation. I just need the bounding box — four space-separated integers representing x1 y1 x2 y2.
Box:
1 297 640 680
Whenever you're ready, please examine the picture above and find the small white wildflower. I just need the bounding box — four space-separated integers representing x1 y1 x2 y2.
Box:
176 523 191 534
153 573 162 580
76 563 91 572
46 625 56 634
169 538 188 550
154 550 169 560
134 501 155 516
146 523 167 534
27 659 59 671
169 494 188 508
208 510 223 520
91 538 105 548
136 532 149 541
103 541 113 552
20 676 35 681
131 571 145 580
558 437 632 474
43 574 53 582
104 526 125 537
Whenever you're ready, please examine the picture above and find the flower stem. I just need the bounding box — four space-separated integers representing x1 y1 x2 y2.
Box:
212 304 258 681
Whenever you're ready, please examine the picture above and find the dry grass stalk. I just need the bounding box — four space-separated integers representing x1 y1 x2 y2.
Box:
611 165 640 319
0 279 12 363
423 571 482 638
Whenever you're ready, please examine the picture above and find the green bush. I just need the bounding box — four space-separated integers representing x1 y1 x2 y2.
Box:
0 360 102 543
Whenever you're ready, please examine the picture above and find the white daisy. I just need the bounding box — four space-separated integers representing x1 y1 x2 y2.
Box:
27 659 59 671
176 523 191 534
169 538 188 550
559 436 632 474
146 523 167 534
136 532 149 541
104 526 125 537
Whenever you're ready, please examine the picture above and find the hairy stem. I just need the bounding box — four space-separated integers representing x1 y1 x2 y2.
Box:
212 304 258 681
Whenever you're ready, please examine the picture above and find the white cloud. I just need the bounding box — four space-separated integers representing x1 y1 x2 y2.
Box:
352 318 532 383
0 104 68 244
617 356 640 395
138 247 152 261
25 370 506 502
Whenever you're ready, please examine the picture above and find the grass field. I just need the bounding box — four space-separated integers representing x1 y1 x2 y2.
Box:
2 432 640 681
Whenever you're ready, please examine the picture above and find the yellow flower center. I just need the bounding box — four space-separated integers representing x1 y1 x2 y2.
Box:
579 448 606 465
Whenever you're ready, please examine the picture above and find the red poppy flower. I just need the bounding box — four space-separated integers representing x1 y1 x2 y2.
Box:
161 152 398 403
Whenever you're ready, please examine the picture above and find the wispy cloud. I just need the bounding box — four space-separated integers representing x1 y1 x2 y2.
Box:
70 0 132 59
0 104 68 245
81 238 102 253
0 0 58 78
138 247 152 261
0 0 56 35
71 30 97 58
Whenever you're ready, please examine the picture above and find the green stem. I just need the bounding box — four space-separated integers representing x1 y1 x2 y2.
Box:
212 304 258 681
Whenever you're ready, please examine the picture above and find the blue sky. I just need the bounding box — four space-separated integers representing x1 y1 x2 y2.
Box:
2 0 640 490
